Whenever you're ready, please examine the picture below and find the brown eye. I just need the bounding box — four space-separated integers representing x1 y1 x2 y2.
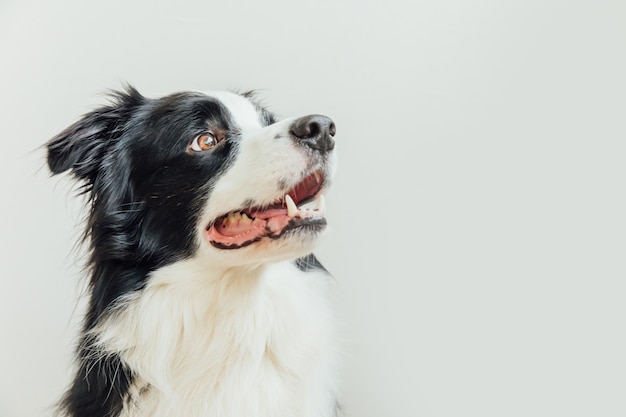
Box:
190 132 217 152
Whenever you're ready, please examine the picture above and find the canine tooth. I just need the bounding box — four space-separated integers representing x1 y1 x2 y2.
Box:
285 194 298 218
315 194 326 212
314 171 322 184
240 213 252 223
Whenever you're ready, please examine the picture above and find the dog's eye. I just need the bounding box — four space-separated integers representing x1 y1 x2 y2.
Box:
190 132 218 152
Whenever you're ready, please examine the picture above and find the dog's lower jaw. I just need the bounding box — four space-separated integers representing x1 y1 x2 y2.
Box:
92 258 339 417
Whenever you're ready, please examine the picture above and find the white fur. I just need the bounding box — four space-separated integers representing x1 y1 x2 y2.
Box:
93 258 339 417
205 91 264 130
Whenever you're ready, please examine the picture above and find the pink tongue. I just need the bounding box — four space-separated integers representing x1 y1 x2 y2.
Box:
218 221 258 237
250 207 287 219
266 214 290 233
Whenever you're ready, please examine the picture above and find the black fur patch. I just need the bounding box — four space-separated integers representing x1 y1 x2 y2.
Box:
58 336 134 417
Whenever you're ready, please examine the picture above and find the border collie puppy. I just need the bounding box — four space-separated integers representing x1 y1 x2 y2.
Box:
47 86 339 417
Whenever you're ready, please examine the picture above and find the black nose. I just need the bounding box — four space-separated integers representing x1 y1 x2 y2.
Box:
290 115 336 152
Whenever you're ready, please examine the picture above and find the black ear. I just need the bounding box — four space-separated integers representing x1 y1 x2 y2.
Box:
47 86 144 181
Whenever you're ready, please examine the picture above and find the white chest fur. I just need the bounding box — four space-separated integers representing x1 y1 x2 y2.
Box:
92 258 339 417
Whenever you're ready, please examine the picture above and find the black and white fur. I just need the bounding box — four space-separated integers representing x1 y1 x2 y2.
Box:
47 87 340 417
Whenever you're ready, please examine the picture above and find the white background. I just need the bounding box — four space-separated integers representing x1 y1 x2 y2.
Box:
1 1 625 416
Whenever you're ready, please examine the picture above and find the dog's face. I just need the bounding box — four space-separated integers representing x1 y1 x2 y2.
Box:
47 87 336 269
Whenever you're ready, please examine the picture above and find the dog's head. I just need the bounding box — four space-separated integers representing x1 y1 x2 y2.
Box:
47 86 336 269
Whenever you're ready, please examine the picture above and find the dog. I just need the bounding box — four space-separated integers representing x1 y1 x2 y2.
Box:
47 86 340 417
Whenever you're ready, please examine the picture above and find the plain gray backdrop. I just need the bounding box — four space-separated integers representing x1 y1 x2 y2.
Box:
1 0 625 416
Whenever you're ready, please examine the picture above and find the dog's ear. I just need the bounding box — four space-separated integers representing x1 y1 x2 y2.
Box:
47 86 144 181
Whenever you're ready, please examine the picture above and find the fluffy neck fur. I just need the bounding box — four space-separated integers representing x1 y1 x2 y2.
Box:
87 258 339 417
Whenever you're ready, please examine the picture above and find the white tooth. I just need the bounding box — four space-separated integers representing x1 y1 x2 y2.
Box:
314 171 322 184
315 194 326 212
241 213 252 223
285 194 298 218
226 212 240 223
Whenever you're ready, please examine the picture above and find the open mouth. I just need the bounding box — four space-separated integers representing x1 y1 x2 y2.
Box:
206 171 327 249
